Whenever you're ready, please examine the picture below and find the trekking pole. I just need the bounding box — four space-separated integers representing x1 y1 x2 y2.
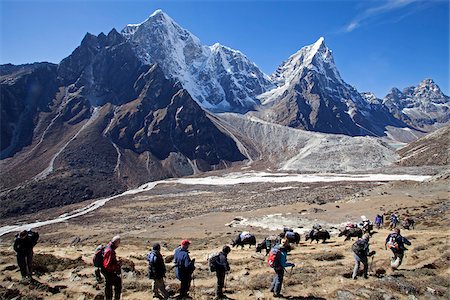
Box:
369 255 375 272
191 271 196 299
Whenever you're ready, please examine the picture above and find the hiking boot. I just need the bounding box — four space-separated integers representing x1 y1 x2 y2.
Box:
364 275 369 279
273 293 284 298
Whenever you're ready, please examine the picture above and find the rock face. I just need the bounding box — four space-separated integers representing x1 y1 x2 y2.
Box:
383 79 450 130
258 37 406 136
397 124 450 166
121 10 274 112
0 63 58 158
0 29 246 218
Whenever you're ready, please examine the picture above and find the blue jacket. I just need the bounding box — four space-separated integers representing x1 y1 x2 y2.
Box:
274 246 294 270
174 247 195 279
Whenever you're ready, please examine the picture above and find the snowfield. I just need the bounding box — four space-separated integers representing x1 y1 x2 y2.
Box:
0 172 430 236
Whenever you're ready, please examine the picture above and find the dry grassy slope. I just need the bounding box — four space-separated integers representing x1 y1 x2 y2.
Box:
0 179 448 299
397 124 450 166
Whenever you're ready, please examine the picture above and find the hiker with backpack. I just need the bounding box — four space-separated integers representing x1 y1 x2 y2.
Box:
174 240 196 299
102 235 122 300
375 214 384 229
389 213 399 229
13 230 39 281
268 238 295 298
147 243 170 300
209 245 231 300
385 228 411 269
351 233 375 280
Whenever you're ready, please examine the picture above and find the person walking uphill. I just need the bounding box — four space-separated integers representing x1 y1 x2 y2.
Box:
351 233 375 280
102 236 122 300
174 240 196 299
214 245 231 300
147 243 170 299
269 238 295 298
385 228 411 270
13 230 39 281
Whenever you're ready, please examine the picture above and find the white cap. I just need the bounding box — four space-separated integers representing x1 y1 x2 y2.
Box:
111 235 121 243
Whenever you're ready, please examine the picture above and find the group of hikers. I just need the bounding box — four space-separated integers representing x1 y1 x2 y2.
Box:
12 211 413 300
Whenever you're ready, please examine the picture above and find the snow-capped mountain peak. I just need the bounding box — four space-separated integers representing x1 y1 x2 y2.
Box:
121 10 273 112
270 37 343 88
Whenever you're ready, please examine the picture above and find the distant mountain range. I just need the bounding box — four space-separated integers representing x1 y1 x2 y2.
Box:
0 9 448 218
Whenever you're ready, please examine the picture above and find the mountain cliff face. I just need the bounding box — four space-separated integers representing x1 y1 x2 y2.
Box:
0 63 58 159
0 29 246 218
383 79 450 130
121 10 273 112
257 38 406 136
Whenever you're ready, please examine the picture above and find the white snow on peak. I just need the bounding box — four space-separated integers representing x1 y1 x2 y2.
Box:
121 10 273 112
150 8 164 17
258 37 348 105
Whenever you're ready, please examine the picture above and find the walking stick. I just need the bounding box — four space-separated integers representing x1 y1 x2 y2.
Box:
191 270 196 299
369 255 375 272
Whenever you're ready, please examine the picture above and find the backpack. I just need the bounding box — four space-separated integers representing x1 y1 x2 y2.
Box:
352 239 367 256
28 231 39 246
267 247 281 268
387 234 399 250
147 252 156 279
208 252 221 272
93 244 105 268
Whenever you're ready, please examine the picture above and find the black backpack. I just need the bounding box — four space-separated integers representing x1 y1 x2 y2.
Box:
208 252 221 272
28 231 39 246
352 239 367 256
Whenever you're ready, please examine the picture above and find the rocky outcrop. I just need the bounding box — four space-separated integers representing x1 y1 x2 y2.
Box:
383 79 450 130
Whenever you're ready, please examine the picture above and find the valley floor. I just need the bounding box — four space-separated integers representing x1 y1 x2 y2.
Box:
0 172 448 299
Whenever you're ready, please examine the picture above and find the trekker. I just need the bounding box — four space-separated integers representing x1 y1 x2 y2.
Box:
13 230 39 281
102 236 122 300
269 238 295 298
375 214 384 229
147 243 170 300
389 213 399 229
214 245 231 300
174 240 195 299
385 228 411 269
351 233 375 279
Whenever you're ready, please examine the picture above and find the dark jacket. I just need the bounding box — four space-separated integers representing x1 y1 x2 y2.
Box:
147 250 166 279
174 247 195 279
386 233 411 252
103 242 120 273
13 231 38 255
353 238 370 258
215 252 230 272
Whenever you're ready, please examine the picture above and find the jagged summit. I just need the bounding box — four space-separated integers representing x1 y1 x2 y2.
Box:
120 9 273 112
270 37 340 84
383 79 450 129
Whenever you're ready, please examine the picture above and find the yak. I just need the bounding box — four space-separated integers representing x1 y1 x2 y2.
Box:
232 232 256 249
256 236 279 255
305 230 331 243
338 227 363 241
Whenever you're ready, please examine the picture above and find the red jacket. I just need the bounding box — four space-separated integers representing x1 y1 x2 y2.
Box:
103 242 120 273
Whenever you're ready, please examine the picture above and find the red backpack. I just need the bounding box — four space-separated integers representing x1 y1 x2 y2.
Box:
267 246 281 268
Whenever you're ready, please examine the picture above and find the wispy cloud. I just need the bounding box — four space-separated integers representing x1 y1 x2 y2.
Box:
342 0 430 33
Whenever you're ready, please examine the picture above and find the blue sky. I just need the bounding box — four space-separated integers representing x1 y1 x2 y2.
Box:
1 0 448 97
